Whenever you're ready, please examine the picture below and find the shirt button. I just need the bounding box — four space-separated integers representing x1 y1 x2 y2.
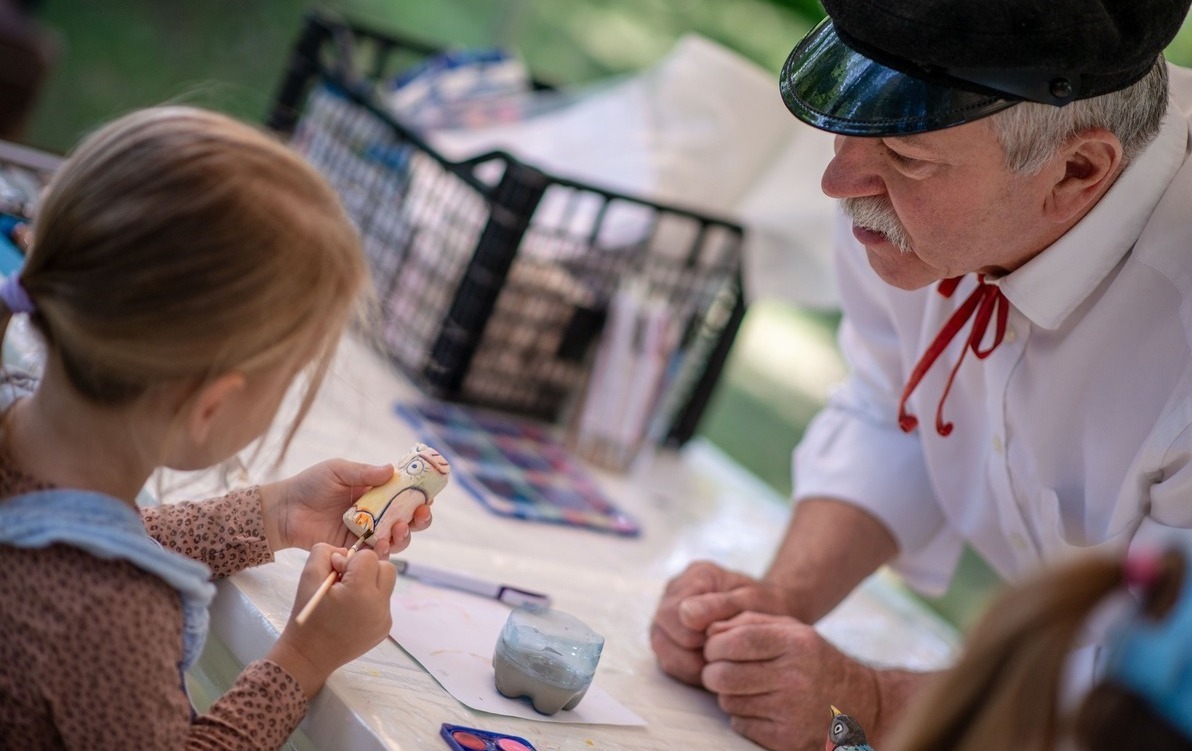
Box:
992 434 1004 454
1003 328 1017 343
1011 533 1029 551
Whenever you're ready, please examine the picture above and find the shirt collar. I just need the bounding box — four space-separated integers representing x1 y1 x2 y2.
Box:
997 104 1189 330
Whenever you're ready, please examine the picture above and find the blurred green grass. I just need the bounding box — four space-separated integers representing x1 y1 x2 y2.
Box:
24 0 816 153
25 1 1192 153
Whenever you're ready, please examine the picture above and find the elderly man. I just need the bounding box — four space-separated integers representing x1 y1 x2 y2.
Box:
650 1 1192 749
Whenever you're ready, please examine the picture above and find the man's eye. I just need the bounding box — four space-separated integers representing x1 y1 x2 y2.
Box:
886 148 920 166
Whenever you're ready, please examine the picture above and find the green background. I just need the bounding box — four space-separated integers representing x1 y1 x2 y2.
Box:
24 1 1192 155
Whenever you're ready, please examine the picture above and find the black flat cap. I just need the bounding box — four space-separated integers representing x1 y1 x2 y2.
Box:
781 0 1192 136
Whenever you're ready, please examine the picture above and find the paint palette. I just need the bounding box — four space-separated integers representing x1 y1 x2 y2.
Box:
440 723 538 751
396 401 640 536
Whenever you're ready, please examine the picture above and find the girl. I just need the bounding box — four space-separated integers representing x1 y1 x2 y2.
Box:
0 106 430 749
887 545 1192 751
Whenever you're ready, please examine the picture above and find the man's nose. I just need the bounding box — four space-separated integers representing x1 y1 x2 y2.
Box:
821 135 884 200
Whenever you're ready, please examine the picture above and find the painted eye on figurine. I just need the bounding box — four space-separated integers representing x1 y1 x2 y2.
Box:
832 721 845 738
405 458 425 475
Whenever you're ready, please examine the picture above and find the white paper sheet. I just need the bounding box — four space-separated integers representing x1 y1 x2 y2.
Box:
388 577 646 726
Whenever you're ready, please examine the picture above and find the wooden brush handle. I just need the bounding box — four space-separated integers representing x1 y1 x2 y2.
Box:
294 534 369 626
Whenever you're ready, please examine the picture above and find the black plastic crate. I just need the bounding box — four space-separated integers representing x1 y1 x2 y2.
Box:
267 13 747 445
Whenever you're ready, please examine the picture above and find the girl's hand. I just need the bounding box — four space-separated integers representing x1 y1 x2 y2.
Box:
259 459 433 557
267 542 398 698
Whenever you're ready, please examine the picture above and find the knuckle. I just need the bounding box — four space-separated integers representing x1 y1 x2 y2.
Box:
667 561 717 593
652 614 703 650
716 691 738 714
702 660 745 694
702 662 726 692
653 645 703 684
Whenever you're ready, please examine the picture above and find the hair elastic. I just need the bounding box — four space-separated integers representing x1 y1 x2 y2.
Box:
1106 546 1192 740
1123 549 1165 591
0 273 35 315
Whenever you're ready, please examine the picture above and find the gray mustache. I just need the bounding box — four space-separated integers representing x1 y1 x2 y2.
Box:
841 197 911 253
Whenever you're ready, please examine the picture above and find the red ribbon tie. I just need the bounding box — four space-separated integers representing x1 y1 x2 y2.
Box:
898 274 1009 436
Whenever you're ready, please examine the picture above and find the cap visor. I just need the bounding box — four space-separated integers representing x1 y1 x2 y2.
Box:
780 19 1016 136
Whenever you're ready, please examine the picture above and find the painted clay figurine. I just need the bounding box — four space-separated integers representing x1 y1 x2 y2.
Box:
342 442 450 545
827 706 875 751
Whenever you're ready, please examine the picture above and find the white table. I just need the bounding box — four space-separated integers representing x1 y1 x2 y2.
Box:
183 334 959 751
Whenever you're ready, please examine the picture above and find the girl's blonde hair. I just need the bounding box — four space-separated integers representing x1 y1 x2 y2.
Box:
888 551 1190 751
9 106 366 446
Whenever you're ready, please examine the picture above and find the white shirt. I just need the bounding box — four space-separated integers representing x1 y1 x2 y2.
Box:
794 64 1192 597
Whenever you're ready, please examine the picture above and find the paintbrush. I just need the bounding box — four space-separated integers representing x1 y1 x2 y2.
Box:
294 529 374 626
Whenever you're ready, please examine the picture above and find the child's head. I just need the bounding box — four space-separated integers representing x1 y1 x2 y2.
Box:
6 106 366 459
888 547 1192 751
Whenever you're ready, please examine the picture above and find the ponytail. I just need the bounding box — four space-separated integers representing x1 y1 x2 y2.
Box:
889 548 1192 751
887 556 1123 751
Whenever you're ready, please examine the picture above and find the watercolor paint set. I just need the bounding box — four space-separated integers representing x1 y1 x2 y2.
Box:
396 400 640 536
440 723 538 751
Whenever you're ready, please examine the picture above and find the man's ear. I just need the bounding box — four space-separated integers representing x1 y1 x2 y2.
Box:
1043 128 1124 225
185 372 247 446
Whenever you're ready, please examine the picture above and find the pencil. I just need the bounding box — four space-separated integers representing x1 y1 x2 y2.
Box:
294 531 373 626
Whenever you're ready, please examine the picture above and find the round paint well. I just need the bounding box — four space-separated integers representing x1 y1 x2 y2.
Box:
496 739 532 751
451 731 487 750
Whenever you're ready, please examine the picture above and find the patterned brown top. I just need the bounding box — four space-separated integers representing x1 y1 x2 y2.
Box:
0 461 309 749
